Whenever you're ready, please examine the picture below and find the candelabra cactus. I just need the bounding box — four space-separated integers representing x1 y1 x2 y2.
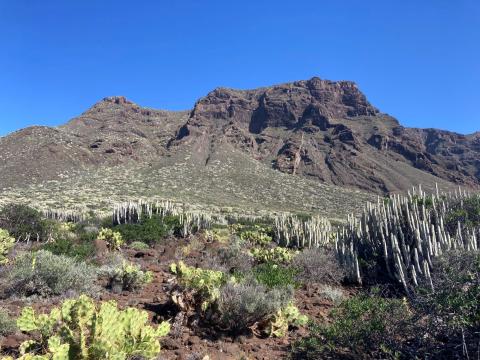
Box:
335 186 480 293
273 214 333 248
15 295 170 360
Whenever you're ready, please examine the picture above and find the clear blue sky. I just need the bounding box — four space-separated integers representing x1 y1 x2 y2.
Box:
0 0 478 136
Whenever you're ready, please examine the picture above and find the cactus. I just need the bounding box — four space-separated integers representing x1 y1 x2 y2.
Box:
263 303 308 337
273 214 333 248
170 261 234 311
15 295 170 360
97 228 124 250
250 247 299 265
0 228 15 265
335 186 480 292
101 260 153 292
240 227 273 246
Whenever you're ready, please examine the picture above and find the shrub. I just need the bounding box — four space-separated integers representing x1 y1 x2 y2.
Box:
42 236 95 261
0 308 16 336
100 258 153 292
250 247 298 265
318 285 344 304
6 250 98 297
415 250 480 358
445 195 480 235
292 248 345 285
204 239 253 273
15 295 170 359
0 228 15 265
0 204 51 242
292 291 414 359
97 228 124 250
253 263 299 289
214 281 293 334
129 241 150 250
113 215 181 245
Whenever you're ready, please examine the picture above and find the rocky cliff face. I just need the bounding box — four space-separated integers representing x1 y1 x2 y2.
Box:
1 78 478 194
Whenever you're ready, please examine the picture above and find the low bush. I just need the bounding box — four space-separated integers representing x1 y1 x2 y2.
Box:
0 228 15 265
42 236 95 261
445 195 480 235
292 248 345 285
291 291 414 359
100 257 153 292
6 250 98 297
113 215 181 245
0 308 16 336
415 250 480 358
129 241 150 250
253 263 299 289
317 285 344 304
15 295 170 359
204 239 253 273
0 203 52 242
214 280 293 334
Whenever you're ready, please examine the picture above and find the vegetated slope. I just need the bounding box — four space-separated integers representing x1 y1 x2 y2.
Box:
0 78 478 214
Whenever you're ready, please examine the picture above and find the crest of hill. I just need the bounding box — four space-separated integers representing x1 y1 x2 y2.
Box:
0 78 478 211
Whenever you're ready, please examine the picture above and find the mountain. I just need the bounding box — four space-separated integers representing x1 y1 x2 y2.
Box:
0 78 478 217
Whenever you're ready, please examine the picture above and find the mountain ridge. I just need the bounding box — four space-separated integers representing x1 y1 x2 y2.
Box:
0 77 478 215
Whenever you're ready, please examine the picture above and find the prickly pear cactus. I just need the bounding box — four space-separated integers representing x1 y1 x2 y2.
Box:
264 303 308 337
97 228 124 250
16 295 170 360
250 247 298 265
0 228 15 265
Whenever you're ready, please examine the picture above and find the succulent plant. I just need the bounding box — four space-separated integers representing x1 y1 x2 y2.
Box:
97 228 124 250
0 228 15 265
15 295 170 360
250 247 299 265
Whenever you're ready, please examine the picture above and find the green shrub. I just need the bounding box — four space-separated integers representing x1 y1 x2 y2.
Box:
100 258 153 292
0 203 52 242
215 281 293 334
129 241 150 250
253 263 299 289
445 195 480 234
250 247 298 265
113 215 181 245
6 250 98 297
415 250 480 357
97 228 124 250
292 292 413 359
0 308 16 336
15 295 170 359
42 236 95 261
0 228 15 265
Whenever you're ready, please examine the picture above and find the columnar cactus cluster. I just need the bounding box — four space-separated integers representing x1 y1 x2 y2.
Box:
112 200 216 236
335 186 480 292
42 208 89 223
273 214 333 248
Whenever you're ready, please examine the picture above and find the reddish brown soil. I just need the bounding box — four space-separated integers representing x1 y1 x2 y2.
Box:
0 237 347 360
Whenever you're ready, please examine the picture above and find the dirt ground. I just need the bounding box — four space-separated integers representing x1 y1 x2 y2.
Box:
0 237 347 360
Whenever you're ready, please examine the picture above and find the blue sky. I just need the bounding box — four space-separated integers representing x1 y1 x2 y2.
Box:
0 0 478 136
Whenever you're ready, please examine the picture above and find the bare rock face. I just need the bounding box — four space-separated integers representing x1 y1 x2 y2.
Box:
1 78 478 195
171 77 479 193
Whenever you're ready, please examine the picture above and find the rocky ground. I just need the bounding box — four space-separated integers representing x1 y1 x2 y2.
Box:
0 235 349 360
